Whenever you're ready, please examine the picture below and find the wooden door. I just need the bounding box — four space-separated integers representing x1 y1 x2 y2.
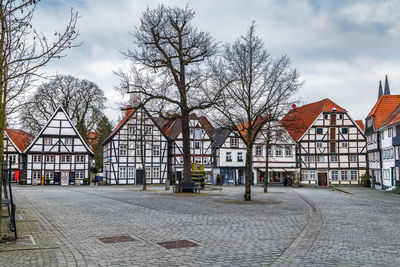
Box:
330 114 336 125
136 170 143 185
318 173 327 186
61 171 69 186
330 128 336 140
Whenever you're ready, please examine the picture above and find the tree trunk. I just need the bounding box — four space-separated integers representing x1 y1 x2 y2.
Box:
244 145 252 201
264 141 269 193
180 108 192 182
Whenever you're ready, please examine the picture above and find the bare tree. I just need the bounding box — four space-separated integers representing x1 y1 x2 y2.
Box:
21 75 106 137
0 0 79 236
212 23 301 201
116 5 221 184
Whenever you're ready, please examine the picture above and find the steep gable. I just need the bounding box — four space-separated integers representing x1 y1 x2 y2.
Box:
24 106 93 154
367 95 400 130
281 98 345 141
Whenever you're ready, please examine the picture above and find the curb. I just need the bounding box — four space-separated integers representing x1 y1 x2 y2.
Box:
332 187 353 195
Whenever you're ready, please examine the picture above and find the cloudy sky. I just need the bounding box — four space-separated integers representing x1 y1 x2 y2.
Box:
34 0 400 123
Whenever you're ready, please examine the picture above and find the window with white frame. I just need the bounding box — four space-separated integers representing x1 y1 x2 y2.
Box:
285 146 292 156
153 167 160 178
33 155 41 163
226 152 232 162
303 156 308 162
119 145 127 156
341 170 348 181
394 127 397 137
382 131 385 140
332 170 339 180
268 147 272 156
61 155 71 163
309 156 315 162
255 146 262 156
330 155 338 162
45 155 54 163
45 171 53 180
302 171 309 180
341 128 348 134
388 128 392 138
341 142 348 148
194 157 202 163
128 167 135 178
350 170 358 180
237 152 243 162
153 145 160 156
275 146 282 157
76 155 85 163
396 147 399 160
33 171 41 180
76 171 84 179
316 156 325 162
145 167 151 178
144 126 153 135
65 138 73 145
44 137 52 145
309 170 316 180
349 155 357 162
128 125 136 135
230 138 239 148
194 141 201 149
119 167 126 179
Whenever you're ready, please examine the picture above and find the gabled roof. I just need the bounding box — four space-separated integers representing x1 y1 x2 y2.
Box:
355 120 365 132
237 116 267 142
366 95 400 130
379 103 400 130
24 106 93 155
102 106 170 145
5 129 34 154
160 114 214 140
281 98 346 141
208 128 232 149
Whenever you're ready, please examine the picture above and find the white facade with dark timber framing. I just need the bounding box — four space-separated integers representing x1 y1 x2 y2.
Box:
252 121 299 184
24 106 93 185
102 106 169 185
282 99 367 186
160 115 214 182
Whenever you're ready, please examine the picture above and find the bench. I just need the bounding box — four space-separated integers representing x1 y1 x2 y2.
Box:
173 181 201 193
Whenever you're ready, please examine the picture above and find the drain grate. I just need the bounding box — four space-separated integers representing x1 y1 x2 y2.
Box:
158 240 198 249
17 235 37 246
98 235 135 243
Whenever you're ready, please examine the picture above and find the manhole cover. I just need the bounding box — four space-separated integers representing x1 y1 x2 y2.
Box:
158 240 198 249
98 235 135 243
17 235 37 246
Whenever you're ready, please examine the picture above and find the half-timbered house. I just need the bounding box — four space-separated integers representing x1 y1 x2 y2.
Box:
24 106 93 185
282 98 367 186
252 121 299 184
102 106 169 185
159 114 214 182
209 128 246 185
4 129 33 183
365 95 400 189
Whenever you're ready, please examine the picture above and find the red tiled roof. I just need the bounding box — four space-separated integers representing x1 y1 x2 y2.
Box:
281 98 345 141
5 129 34 153
355 120 365 132
161 114 214 140
237 116 267 142
367 95 400 130
379 103 400 129
102 108 135 145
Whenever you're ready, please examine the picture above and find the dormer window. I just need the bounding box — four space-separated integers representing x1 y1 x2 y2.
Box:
230 138 239 148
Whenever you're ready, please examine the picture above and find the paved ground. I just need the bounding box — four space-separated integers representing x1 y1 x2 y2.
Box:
1 185 400 266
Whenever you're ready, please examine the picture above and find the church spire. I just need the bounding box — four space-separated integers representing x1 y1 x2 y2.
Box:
384 75 391 95
378 80 383 100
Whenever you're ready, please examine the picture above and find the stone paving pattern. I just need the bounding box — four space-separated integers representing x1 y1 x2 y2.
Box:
1 185 400 266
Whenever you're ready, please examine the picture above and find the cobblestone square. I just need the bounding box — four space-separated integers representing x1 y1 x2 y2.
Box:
1 185 400 266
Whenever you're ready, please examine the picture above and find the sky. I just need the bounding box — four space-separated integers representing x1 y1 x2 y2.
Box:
33 0 400 124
